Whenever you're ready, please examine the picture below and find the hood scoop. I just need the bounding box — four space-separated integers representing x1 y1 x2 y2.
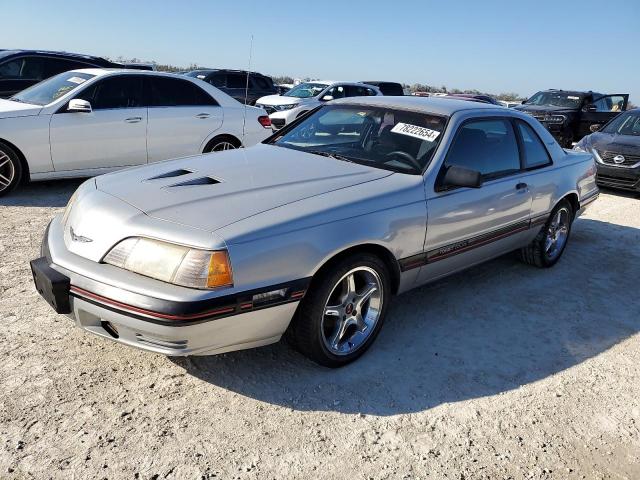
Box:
147 169 192 180
166 176 220 187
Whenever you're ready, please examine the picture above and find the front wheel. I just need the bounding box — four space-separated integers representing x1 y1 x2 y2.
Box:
519 200 574 268
0 142 22 197
287 253 391 367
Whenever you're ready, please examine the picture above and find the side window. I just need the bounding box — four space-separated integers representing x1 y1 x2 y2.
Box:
326 85 346 99
150 77 217 106
592 94 627 112
516 121 551 169
226 73 246 89
345 85 372 97
43 58 92 77
252 75 270 90
208 74 225 88
445 119 520 179
89 76 143 110
0 57 47 80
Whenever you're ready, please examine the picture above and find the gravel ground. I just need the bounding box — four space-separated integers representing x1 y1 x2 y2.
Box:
1 181 639 480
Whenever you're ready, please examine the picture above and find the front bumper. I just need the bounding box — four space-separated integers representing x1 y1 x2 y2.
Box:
595 164 640 192
32 219 307 356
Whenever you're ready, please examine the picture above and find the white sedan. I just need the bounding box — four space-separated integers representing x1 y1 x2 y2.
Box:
0 69 272 196
256 81 381 130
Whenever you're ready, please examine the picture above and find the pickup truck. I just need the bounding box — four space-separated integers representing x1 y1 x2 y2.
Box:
515 89 629 147
32 96 599 367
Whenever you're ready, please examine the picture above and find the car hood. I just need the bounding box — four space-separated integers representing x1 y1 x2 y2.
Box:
96 144 393 233
0 98 43 118
586 132 640 154
256 94 310 106
514 104 576 115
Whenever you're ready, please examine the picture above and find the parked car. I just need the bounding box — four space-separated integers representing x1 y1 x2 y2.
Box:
361 81 404 96
0 69 272 196
0 49 149 98
256 81 381 130
574 108 640 193
514 89 629 147
31 96 598 367
444 93 502 105
185 69 277 105
275 84 292 95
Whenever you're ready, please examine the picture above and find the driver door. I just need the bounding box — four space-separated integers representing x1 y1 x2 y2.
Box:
49 75 148 172
579 94 629 139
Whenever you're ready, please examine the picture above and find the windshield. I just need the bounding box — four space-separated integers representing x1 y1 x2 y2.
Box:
601 111 640 136
10 71 95 106
269 104 447 174
283 82 328 98
525 91 584 108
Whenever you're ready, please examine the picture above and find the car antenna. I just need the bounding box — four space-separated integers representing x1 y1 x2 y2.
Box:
242 34 254 141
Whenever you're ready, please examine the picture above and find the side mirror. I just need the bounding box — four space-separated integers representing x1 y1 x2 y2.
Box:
439 165 483 190
67 99 92 113
321 95 334 101
590 124 600 133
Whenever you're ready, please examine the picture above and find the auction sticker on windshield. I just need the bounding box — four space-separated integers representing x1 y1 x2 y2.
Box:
67 76 88 85
391 123 441 142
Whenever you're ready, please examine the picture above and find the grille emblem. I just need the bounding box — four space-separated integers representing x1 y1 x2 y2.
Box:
69 226 93 243
613 155 625 165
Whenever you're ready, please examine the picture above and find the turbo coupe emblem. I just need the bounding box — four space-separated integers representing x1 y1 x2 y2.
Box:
69 226 93 243
613 155 625 165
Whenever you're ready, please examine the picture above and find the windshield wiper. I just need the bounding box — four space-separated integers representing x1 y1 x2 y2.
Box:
8 97 23 103
305 150 357 163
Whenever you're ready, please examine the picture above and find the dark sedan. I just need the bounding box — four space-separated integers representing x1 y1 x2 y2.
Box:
574 109 640 193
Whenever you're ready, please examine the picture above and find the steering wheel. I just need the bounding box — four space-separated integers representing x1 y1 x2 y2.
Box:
385 151 422 171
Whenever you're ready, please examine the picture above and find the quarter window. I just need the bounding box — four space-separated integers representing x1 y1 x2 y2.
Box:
445 119 520 179
149 77 217 106
517 121 551 168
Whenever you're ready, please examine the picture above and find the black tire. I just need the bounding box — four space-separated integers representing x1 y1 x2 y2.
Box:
286 253 391 368
203 135 241 153
0 141 22 197
519 199 574 268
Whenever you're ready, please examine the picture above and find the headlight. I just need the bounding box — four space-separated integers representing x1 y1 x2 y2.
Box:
573 144 588 153
275 104 298 111
103 237 233 289
544 114 566 124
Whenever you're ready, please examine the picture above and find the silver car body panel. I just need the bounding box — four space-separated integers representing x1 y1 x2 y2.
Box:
39 96 599 356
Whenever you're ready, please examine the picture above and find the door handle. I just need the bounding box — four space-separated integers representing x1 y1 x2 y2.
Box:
125 117 142 123
195 113 210 119
516 182 528 190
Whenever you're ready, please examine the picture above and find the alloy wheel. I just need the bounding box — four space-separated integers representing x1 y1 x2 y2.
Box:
211 141 237 152
544 207 570 261
321 266 383 356
0 149 15 193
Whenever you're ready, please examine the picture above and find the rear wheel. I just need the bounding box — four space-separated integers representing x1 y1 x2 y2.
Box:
287 253 391 367
519 200 574 268
203 135 241 153
0 142 22 197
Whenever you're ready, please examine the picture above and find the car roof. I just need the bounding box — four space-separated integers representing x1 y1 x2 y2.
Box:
0 49 112 64
331 95 503 116
187 69 269 76
67 68 196 79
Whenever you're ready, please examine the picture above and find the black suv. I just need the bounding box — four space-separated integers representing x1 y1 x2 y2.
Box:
0 49 147 98
185 69 277 105
514 89 629 147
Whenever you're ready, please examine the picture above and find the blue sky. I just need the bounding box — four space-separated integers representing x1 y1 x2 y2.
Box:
2 0 639 101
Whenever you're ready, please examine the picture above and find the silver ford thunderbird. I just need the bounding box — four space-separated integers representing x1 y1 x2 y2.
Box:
31 97 599 367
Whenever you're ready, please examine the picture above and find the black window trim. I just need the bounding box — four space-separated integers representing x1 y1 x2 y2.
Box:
436 115 524 192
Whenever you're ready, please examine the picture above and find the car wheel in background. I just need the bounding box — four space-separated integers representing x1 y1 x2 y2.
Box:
519 199 574 268
203 135 241 153
0 141 22 197
287 253 391 367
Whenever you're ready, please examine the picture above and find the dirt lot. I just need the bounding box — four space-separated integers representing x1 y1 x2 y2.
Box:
1 181 639 480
